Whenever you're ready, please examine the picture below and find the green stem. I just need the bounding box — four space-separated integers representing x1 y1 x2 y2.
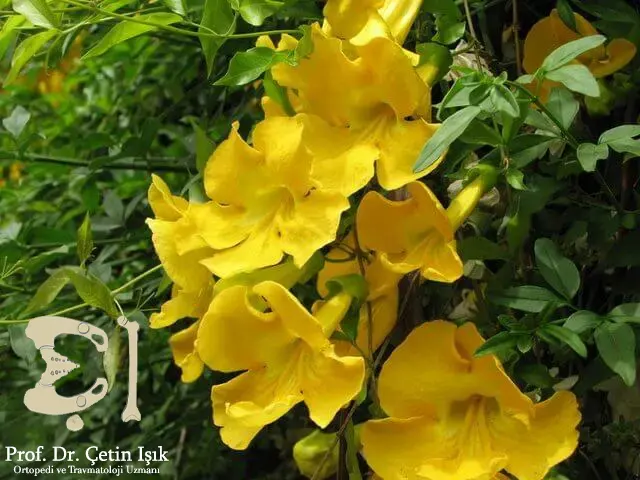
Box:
64 0 297 40
0 151 190 173
0 265 163 324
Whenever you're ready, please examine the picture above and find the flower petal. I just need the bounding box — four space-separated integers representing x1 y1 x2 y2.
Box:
277 189 349 267
361 416 438 480
148 174 188 221
357 182 452 268
590 38 637 77
376 118 441 190
303 114 377 196
146 218 213 291
377 321 531 419
212 365 303 450
300 346 365 427
188 201 251 250
197 285 295 372
150 283 213 329
253 281 330 349
323 0 384 40
169 321 204 383
498 391 581 480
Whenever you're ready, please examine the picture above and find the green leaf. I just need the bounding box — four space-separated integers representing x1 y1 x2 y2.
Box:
291 24 312 58
230 0 283 26
457 236 508 261
4 29 57 86
199 0 235 77
12 0 58 29
191 122 215 174
263 70 294 116
518 363 555 387
24 270 69 315
103 190 124 222
9 324 36 362
77 213 93 267
595 322 636 386
564 310 602 333
599 125 640 144
474 331 519 357
325 274 369 341
608 303 640 324
413 106 481 173
433 15 465 45
163 0 185 15
489 285 564 312
534 238 580 300
63 267 119 318
506 168 527 190
459 119 503 146
489 84 519 118
215 47 293 86
2 105 30 138
423 0 459 16
509 134 553 168
103 326 121 392
0 16 25 60
541 34 605 71
546 86 579 130
545 64 599 97
606 138 640 158
84 13 182 59
557 0 577 31
416 42 453 85
538 324 588 357
577 142 609 171
605 230 640 267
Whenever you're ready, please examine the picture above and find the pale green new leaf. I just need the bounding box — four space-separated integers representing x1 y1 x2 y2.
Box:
12 0 58 29
84 13 182 59
541 34 605 71
545 64 599 97
4 29 58 86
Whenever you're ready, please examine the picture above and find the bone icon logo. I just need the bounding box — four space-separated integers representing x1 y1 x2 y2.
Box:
23 315 141 431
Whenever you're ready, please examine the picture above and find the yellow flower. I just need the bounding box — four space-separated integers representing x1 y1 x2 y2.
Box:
356 175 492 282
361 320 581 480
9 162 24 182
317 232 402 357
270 25 441 192
146 174 215 294
169 320 205 383
200 117 349 277
196 281 365 449
523 9 636 99
323 0 423 46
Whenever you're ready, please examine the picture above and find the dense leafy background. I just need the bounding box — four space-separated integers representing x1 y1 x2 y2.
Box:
2 0 640 478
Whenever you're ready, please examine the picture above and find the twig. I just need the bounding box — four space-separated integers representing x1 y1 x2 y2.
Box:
512 0 522 75
463 0 478 41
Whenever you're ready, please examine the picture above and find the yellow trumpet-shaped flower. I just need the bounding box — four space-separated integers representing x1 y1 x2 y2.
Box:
270 25 441 192
323 0 423 45
200 117 349 277
196 281 366 450
523 9 636 100
317 232 402 357
357 176 492 282
9 162 24 182
361 320 581 480
169 320 205 383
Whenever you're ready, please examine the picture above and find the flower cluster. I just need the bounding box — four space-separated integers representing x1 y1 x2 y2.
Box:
147 1 585 478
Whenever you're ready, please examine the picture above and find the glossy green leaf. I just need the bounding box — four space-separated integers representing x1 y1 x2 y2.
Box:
12 0 58 29
416 42 453 85
215 47 293 86
24 270 69 315
414 106 481 173
199 0 235 76
599 125 640 144
577 142 609 171
84 13 182 59
595 322 636 386
489 84 519 118
538 324 587 357
77 213 93 267
4 29 58 86
608 303 640 324
230 0 283 26
545 64 599 97
541 34 605 71
474 331 519 357
63 267 119 318
564 310 602 333
489 285 564 312
433 15 465 45
534 238 580 300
